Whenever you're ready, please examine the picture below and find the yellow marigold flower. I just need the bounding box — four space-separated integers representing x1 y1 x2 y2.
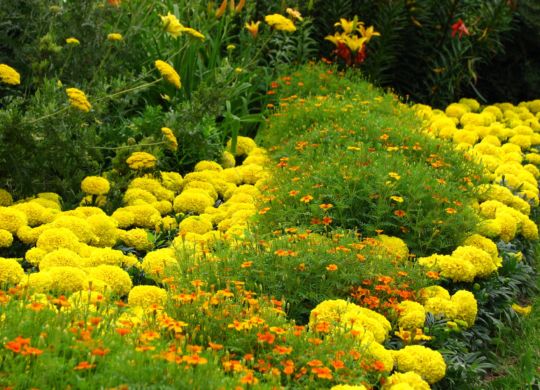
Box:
126 151 157 170
128 285 168 308
36 227 81 253
86 247 125 267
81 176 110 195
40 248 83 270
155 60 181 89
160 12 184 37
383 371 430 390
331 385 367 390
88 265 133 296
123 204 161 229
451 290 478 327
0 207 28 234
0 64 21 85
179 216 213 235
173 189 214 215
119 228 153 251
194 160 223 172
0 229 13 248
397 301 426 330
161 127 178 151
393 345 446 384
66 37 80 45
48 266 87 293
141 248 178 281
227 136 257 156
0 257 25 285
265 14 296 32
107 33 123 41
87 214 119 247
245 21 261 38
66 87 92 112
19 272 53 293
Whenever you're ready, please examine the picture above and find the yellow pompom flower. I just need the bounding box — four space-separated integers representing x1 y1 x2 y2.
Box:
126 151 157 170
227 136 257 156
88 265 133 296
194 160 223 172
0 257 25 285
393 345 446 384
19 272 53 293
39 248 84 270
0 229 13 248
452 245 496 278
331 385 367 390
81 176 110 195
107 33 123 41
383 371 430 390
66 88 92 112
173 189 214 214
179 215 213 235
119 228 153 251
451 290 478 327
397 301 426 330
128 285 168 308
0 64 21 85
264 14 296 32
0 207 28 233
141 248 178 281
48 266 87 294
155 60 181 89
36 227 81 252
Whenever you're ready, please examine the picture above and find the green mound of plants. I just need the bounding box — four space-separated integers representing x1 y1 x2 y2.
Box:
257 64 484 256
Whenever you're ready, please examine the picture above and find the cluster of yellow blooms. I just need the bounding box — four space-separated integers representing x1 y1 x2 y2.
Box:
0 63 21 85
154 60 181 89
414 98 540 282
309 299 446 384
0 136 269 294
65 87 92 112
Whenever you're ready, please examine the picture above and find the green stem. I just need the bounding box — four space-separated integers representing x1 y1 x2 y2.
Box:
26 106 70 125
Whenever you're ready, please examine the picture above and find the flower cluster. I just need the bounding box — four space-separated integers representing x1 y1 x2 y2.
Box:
66 88 92 112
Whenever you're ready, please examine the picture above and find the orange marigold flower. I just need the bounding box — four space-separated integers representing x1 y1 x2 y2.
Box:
311 366 333 379
307 359 323 367
74 361 95 370
208 342 223 351
330 359 345 370
426 271 440 279
240 371 259 385
21 346 43 356
91 347 110 357
326 264 338 271
241 261 253 268
116 328 131 336
319 203 334 210
445 207 457 214
273 345 293 355
289 190 299 196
